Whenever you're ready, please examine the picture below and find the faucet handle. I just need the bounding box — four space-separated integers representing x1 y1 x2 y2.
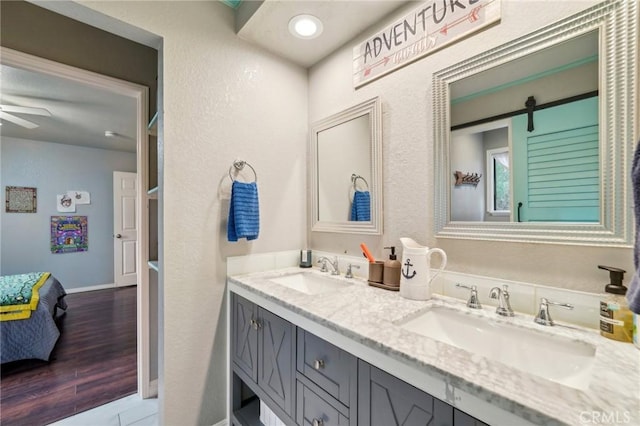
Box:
534 297 574 326
456 283 482 309
345 263 360 279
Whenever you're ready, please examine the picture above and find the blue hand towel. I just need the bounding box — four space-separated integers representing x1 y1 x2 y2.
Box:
350 190 371 222
228 181 259 242
628 138 640 313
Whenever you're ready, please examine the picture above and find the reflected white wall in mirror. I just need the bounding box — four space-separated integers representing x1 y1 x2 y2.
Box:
310 96 382 235
451 119 510 222
317 114 371 222
433 0 638 246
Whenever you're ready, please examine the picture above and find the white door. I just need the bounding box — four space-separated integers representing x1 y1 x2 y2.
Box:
114 171 138 287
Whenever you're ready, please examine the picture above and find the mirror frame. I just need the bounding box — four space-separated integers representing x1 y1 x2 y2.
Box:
310 96 382 234
433 0 638 247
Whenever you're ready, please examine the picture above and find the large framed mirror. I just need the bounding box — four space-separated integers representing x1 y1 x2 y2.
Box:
310 97 382 234
434 0 638 246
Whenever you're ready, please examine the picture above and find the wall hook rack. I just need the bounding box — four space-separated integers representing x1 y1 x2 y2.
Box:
454 171 482 186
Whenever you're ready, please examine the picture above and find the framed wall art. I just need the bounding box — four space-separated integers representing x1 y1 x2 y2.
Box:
5 186 37 213
50 215 88 254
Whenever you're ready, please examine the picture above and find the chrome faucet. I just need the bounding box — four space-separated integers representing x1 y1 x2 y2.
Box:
345 263 360 278
317 256 340 275
489 285 514 317
456 283 482 309
534 297 574 326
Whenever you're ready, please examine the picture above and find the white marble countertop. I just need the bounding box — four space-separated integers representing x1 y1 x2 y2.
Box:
227 267 640 426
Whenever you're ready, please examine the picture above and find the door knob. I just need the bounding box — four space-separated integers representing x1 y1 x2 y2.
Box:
115 234 122 238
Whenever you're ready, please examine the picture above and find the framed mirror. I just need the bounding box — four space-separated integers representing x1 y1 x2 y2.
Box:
310 97 382 234
433 0 638 246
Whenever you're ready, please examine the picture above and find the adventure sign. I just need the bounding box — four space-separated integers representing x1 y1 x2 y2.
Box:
353 0 501 87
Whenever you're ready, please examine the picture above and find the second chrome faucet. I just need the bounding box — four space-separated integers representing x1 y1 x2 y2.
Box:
317 256 340 275
489 285 514 317
457 283 514 317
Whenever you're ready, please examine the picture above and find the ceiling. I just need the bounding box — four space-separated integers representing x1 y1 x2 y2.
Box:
451 30 599 100
1 1 408 151
237 0 411 68
0 63 137 153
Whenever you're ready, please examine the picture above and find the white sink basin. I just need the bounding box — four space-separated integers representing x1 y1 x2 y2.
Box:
396 306 596 390
269 272 352 295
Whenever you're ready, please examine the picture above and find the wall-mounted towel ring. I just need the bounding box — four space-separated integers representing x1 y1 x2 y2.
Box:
228 160 257 183
351 174 369 191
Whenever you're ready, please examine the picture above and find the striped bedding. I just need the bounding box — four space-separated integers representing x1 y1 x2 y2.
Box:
0 274 67 363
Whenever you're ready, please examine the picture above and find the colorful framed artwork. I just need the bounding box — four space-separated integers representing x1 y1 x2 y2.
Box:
50 216 88 254
5 186 37 213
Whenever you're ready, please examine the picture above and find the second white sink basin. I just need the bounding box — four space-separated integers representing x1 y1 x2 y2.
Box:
269 272 352 295
396 306 596 390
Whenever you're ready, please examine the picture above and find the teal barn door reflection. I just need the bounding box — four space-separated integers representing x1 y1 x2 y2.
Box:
512 96 599 222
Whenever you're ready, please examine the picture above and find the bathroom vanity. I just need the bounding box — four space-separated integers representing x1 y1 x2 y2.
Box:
227 267 640 426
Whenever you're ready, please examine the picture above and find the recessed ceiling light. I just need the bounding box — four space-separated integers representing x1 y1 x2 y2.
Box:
288 14 323 39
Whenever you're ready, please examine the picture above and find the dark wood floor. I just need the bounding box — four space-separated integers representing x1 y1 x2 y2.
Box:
1 286 137 426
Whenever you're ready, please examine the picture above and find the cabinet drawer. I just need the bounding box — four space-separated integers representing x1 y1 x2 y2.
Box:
297 329 357 407
297 380 352 426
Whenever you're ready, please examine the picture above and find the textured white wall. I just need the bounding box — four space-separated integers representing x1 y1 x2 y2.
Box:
78 1 307 424
309 0 634 293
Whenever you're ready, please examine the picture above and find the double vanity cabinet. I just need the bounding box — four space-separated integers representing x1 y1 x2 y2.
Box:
230 292 486 426
228 266 640 426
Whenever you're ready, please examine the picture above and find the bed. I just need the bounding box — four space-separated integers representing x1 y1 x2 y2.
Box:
1 273 67 364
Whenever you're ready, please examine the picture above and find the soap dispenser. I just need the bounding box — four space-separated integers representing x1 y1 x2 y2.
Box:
598 265 633 342
382 246 401 288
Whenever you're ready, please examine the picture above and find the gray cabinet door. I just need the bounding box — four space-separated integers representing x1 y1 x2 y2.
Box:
297 329 357 407
358 361 453 426
231 293 258 382
454 409 489 426
297 380 351 426
258 307 296 417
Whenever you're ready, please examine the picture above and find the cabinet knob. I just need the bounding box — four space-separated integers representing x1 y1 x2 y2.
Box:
250 319 261 330
312 419 324 426
115 234 122 239
313 359 325 370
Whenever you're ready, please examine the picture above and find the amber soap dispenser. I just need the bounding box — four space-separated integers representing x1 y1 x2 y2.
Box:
599 265 633 342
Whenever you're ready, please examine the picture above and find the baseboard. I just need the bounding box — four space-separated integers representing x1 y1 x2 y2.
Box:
65 283 116 294
212 420 228 426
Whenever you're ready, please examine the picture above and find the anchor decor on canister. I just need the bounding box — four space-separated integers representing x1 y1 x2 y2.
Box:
399 237 447 301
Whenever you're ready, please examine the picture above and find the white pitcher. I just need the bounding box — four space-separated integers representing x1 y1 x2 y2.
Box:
399 237 447 301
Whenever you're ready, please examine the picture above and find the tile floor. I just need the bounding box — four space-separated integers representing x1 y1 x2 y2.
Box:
47 394 158 426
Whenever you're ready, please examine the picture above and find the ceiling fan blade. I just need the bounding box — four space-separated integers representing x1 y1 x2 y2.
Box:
0 105 51 117
0 111 39 129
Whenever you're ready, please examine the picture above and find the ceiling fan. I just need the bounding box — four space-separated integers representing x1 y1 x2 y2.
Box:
0 105 51 129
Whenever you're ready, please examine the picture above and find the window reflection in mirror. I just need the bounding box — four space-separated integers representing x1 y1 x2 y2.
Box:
449 30 598 223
